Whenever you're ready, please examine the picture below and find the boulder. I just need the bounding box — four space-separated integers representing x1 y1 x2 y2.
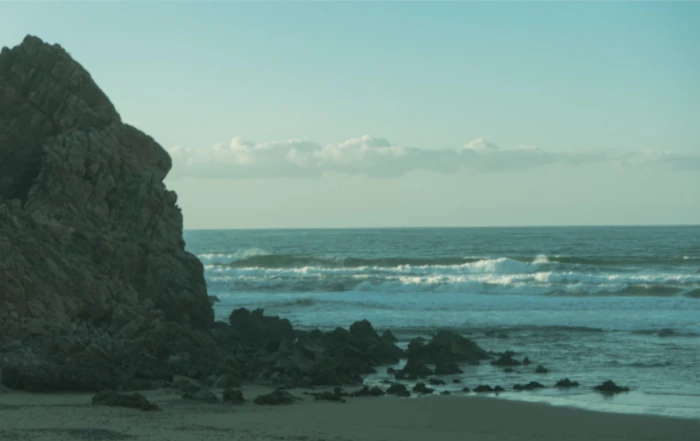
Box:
222 388 245 404
535 365 549 374
412 382 434 394
182 389 218 403
228 308 294 351
395 358 433 380
386 383 410 397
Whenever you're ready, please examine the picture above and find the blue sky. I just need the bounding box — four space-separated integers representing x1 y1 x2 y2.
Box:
2 2 699 228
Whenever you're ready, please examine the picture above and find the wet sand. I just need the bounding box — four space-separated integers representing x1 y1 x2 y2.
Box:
0 386 697 441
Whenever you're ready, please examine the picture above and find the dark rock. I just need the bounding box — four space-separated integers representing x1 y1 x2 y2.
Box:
440 391 451 395
352 386 385 397
461 387 471 392
434 362 463 375
555 378 579 388
491 351 521 367
535 365 549 374
182 389 218 403
503 368 515 373
428 378 446 386
0 36 216 393
513 381 545 391
406 331 488 365
474 385 503 393
395 358 433 380
254 389 298 405
452 378 462 384
412 382 434 394
381 329 398 343
311 388 348 403
92 391 159 411
222 388 244 404
522 357 531 365
386 383 410 397
229 308 295 351
386 367 396 375
593 380 629 394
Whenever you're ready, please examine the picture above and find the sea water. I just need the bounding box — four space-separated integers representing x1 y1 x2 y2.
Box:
185 226 700 419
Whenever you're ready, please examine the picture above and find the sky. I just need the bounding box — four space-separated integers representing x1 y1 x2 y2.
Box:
1 1 699 229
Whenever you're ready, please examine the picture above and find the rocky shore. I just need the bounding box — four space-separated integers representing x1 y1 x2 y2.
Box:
0 35 636 401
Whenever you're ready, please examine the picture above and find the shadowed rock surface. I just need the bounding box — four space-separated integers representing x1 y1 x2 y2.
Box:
0 36 219 391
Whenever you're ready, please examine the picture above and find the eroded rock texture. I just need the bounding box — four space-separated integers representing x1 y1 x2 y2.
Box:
0 36 216 389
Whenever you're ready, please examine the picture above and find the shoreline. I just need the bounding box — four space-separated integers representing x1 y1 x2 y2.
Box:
1 386 697 441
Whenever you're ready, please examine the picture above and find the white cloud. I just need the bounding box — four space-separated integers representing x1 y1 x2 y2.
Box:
168 136 700 179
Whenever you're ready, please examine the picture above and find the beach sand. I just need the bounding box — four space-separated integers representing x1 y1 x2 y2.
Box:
0 386 697 441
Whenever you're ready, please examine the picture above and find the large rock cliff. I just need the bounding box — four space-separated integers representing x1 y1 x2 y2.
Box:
0 36 216 389
0 35 213 336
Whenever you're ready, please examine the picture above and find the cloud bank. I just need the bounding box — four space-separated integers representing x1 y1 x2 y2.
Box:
168 135 700 179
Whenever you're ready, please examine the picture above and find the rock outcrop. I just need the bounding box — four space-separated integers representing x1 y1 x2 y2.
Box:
0 36 213 389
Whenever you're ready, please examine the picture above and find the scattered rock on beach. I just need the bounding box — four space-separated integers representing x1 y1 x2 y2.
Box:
535 365 549 374
182 389 218 403
222 388 245 404
461 387 471 393
311 388 348 403
92 391 159 411
254 389 298 405
555 378 579 388
593 380 629 394
412 382 434 394
352 386 385 397
386 383 411 397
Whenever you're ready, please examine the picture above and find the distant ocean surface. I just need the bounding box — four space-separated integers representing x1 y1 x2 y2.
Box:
184 226 700 419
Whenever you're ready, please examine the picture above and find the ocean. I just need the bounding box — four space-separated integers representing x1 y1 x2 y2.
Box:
184 226 700 419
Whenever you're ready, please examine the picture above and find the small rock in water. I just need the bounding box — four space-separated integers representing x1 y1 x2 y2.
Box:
593 380 629 394
92 391 159 411
491 351 521 367
428 378 446 386
522 357 531 365
440 391 451 395
555 378 579 388
513 381 545 391
311 388 348 403
474 385 504 393
412 382 434 394
452 378 462 384
535 365 549 374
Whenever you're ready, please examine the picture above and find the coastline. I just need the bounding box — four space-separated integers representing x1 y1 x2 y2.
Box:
1 386 697 441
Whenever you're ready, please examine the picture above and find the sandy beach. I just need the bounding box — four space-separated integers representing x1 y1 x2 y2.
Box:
1 386 697 441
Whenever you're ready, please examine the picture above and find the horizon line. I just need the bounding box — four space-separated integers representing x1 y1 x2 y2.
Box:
184 223 700 232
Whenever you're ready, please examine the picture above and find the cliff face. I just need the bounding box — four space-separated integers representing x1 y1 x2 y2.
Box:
0 35 213 342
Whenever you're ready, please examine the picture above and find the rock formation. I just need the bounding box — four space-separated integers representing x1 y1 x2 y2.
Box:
0 35 215 390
